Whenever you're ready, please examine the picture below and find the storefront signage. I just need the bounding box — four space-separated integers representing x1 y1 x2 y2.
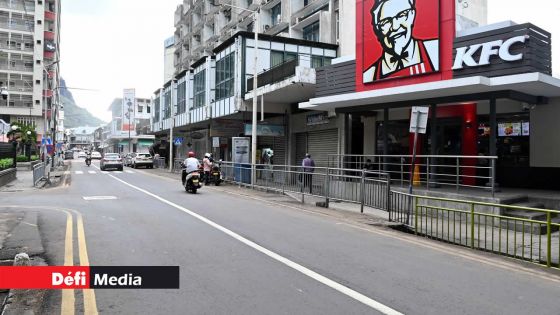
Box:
306 113 329 126
244 124 285 137
453 36 526 70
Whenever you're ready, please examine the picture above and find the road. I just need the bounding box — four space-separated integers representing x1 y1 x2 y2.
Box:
2 158 560 315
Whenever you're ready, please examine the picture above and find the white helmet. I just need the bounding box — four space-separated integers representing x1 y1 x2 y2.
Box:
204 153 210 158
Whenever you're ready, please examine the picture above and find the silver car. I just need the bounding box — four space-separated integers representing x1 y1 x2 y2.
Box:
100 153 123 171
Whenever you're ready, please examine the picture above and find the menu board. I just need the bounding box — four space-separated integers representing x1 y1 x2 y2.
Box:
522 122 530 136
498 122 522 137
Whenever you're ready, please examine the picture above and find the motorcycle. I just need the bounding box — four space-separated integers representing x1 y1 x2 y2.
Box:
181 163 202 194
205 160 222 186
85 157 91 167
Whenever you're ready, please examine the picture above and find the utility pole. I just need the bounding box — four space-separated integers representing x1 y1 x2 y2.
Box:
169 79 177 173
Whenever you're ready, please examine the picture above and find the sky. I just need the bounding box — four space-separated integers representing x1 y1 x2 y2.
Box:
60 1 560 122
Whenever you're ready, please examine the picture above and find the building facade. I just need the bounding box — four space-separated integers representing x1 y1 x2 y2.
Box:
0 0 61 147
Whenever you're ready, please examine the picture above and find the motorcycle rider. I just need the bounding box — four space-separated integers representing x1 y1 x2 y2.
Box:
202 153 213 184
85 150 92 166
182 151 200 185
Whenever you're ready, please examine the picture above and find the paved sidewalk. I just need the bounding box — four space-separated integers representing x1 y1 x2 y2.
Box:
0 160 70 193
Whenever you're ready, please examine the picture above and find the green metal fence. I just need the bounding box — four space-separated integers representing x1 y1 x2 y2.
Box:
390 191 560 269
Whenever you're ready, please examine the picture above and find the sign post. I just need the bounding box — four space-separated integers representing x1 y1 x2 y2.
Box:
407 106 429 225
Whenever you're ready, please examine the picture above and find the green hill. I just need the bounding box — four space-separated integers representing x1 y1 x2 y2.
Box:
60 78 106 128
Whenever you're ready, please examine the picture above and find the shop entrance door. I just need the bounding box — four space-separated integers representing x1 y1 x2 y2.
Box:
427 118 463 184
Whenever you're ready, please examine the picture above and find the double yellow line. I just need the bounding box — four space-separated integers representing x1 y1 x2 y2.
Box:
3 206 98 315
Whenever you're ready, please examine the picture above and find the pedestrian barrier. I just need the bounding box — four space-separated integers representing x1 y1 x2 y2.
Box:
219 161 560 269
219 162 391 212
32 162 45 186
389 191 560 269
153 157 166 169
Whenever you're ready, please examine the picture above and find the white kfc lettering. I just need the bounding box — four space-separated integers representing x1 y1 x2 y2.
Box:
453 35 526 70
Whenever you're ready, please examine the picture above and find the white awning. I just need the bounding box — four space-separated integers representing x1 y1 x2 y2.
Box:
300 72 560 111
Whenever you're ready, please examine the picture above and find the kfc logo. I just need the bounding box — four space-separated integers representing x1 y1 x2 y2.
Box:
362 0 440 83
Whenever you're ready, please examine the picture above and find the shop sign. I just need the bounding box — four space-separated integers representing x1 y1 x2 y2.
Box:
453 36 526 70
212 137 220 148
191 131 204 139
358 0 442 86
306 113 329 126
244 124 285 137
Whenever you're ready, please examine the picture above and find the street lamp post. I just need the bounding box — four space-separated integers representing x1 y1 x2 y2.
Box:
169 79 177 173
220 3 259 185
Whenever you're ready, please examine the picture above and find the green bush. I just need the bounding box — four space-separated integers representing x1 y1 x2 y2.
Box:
30 155 39 161
0 158 13 170
16 155 29 162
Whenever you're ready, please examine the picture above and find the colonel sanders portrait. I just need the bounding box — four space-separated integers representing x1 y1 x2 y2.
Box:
363 0 439 83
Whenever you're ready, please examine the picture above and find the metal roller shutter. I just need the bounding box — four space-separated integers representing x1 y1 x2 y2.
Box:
258 136 285 165
308 129 338 167
295 133 307 166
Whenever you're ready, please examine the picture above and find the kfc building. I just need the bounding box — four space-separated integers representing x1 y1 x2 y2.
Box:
302 0 560 189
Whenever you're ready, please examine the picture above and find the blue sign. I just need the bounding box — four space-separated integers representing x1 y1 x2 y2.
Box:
173 137 183 146
244 124 285 137
41 138 52 145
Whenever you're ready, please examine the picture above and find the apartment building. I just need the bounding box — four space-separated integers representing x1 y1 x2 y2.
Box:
156 1 488 166
0 0 61 146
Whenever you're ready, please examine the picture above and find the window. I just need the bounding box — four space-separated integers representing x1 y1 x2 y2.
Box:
271 3 281 26
335 10 340 43
303 21 319 42
270 50 297 68
16 117 35 127
311 55 332 68
247 22 254 33
193 70 206 109
177 81 186 113
154 97 160 122
215 53 235 101
163 90 171 119
137 105 143 113
147 105 151 114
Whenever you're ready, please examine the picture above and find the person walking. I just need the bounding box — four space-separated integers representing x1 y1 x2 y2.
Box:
202 153 213 184
302 153 315 194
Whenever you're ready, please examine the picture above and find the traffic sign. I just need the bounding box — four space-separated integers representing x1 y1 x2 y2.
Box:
409 106 429 134
173 137 183 146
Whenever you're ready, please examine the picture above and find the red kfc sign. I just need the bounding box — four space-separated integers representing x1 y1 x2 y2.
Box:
356 0 456 91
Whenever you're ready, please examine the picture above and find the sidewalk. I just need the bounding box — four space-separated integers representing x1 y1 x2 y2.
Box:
0 161 70 193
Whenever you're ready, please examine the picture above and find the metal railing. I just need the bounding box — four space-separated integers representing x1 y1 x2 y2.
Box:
246 58 298 91
389 191 560 269
32 162 45 186
219 162 391 212
328 154 498 196
153 157 166 169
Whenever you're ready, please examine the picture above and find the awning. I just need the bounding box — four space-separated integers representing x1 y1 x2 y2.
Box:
138 139 153 146
118 141 129 146
300 72 560 112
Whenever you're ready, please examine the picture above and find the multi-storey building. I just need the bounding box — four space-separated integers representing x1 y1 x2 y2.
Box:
155 1 489 168
102 97 154 154
0 0 61 147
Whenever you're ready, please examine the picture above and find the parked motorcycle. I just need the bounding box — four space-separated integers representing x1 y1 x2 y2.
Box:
181 162 202 194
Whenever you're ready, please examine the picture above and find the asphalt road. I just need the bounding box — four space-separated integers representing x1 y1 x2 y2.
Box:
3 158 560 315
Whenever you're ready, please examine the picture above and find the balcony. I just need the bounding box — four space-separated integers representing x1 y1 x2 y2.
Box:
44 51 55 59
0 18 34 32
43 89 53 98
0 0 35 12
247 58 298 91
45 10 56 21
44 31 55 40
0 59 33 72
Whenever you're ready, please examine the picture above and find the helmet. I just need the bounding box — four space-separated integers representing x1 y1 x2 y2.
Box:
188 151 195 158
204 153 210 158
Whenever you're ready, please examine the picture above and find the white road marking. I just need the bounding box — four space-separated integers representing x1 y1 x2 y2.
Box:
64 171 71 175
114 171 123 174
101 171 109 174
88 171 96 174
82 196 118 201
75 171 84 175
125 170 134 174
107 174 403 315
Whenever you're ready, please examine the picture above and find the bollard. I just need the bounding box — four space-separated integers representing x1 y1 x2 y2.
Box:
14 253 30 266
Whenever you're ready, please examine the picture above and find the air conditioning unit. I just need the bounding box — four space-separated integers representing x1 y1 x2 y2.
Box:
193 34 201 41
224 10 231 18
264 24 270 31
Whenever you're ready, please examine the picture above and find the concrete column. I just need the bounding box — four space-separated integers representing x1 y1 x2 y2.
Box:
383 108 389 171
489 98 497 157
362 116 377 155
430 104 438 187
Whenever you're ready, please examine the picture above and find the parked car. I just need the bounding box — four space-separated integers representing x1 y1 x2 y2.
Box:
100 153 123 171
131 153 153 169
77 151 87 159
123 153 134 167
91 151 102 159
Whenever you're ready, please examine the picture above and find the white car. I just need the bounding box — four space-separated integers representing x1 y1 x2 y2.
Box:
91 151 102 159
77 151 86 159
131 153 154 169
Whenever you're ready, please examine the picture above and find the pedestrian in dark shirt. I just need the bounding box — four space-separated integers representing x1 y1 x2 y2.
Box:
302 153 315 194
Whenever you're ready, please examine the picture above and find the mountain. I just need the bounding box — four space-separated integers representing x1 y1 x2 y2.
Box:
60 78 106 128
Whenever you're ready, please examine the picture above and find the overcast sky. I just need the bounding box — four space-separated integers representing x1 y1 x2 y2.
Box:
60 1 560 122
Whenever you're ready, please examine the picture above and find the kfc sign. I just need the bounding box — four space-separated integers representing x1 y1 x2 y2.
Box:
361 0 440 83
452 36 527 70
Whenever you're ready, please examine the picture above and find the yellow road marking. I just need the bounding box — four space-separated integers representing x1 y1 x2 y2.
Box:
76 212 98 315
1 205 99 314
61 210 75 315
